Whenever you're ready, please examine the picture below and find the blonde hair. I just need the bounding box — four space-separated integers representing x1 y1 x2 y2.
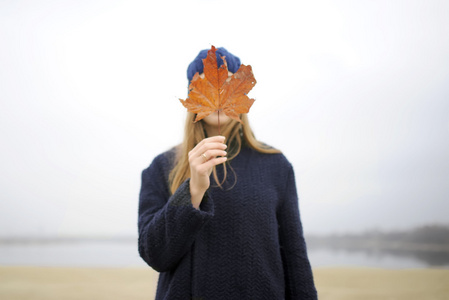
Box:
168 112 280 194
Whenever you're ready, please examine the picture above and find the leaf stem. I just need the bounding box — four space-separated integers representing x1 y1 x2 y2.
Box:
218 110 221 136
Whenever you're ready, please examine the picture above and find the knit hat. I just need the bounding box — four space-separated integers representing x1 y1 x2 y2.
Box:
187 47 241 83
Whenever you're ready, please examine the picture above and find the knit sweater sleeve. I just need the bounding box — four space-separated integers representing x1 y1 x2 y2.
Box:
278 164 318 299
138 154 215 272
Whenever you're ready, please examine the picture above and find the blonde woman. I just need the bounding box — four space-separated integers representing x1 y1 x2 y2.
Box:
138 47 317 299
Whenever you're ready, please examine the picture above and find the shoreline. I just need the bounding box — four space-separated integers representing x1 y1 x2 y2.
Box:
1 266 448 300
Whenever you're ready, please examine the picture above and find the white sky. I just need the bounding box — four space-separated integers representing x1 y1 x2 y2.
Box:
1 0 448 237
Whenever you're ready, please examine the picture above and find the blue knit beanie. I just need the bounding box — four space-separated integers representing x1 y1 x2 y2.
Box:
187 47 241 83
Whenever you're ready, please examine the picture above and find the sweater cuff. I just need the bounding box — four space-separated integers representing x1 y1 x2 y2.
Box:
168 179 214 218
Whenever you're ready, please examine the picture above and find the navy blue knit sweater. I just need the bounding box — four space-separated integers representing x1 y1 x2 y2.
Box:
138 145 317 299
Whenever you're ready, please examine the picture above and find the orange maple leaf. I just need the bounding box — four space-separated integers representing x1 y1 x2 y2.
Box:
179 46 256 123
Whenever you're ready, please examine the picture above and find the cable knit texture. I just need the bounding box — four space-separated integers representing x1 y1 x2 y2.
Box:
138 145 317 300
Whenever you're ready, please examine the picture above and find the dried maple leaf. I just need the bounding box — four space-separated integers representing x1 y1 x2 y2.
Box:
179 46 256 123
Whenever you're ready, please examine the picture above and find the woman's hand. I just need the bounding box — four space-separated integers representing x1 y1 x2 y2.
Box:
188 135 227 209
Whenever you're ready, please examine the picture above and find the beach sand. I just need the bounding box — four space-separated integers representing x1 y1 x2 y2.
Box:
0 266 448 299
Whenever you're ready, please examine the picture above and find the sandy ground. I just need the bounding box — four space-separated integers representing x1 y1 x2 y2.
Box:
0 266 448 300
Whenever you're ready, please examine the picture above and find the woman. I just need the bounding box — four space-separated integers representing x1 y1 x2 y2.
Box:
138 47 318 299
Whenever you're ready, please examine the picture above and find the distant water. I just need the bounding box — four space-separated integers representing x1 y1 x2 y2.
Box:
309 248 434 269
1 240 448 269
0 240 146 268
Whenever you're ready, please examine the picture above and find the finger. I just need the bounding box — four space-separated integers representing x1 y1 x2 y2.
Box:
195 136 226 150
197 142 227 154
196 149 227 164
190 142 227 158
189 147 226 166
191 149 226 166
203 135 226 143
197 156 227 173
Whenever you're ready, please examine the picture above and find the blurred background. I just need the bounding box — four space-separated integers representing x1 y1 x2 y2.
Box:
1 0 449 274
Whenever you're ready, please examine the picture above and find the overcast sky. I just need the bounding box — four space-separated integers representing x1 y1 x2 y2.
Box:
1 0 448 238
